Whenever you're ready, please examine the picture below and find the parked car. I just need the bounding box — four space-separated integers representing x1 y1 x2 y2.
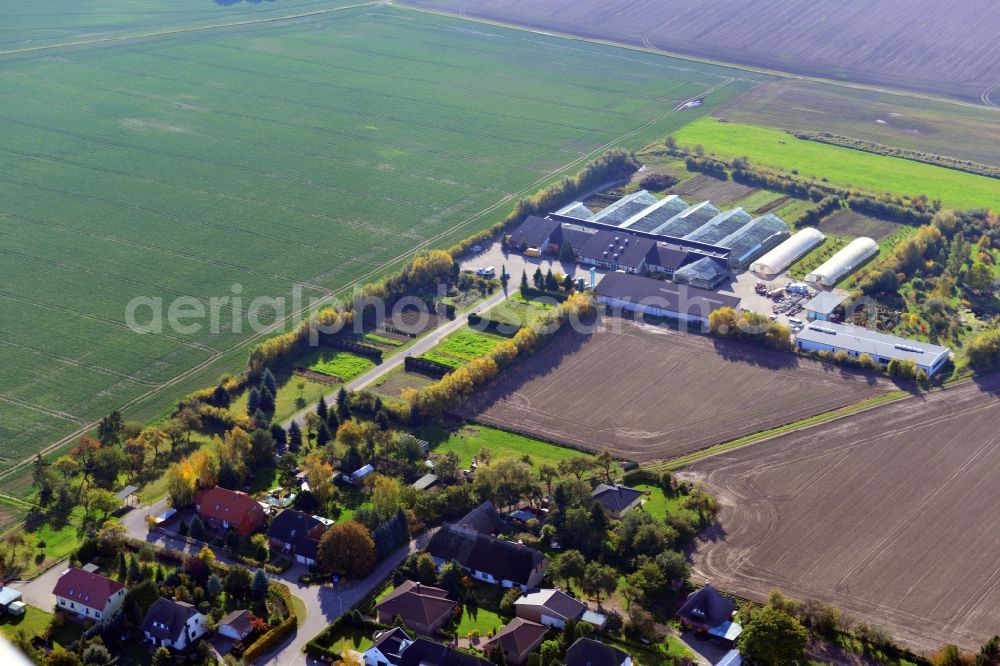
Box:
476 266 496 278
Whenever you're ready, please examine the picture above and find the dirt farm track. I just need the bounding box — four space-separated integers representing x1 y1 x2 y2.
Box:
688 374 1000 654
464 318 890 462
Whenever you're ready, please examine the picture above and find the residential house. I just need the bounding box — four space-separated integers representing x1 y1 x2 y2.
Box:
52 567 126 623
480 618 548 665
427 524 546 590
514 589 606 630
218 609 254 641
397 637 494 666
564 637 632 666
374 580 457 635
196 486 266 537
455 501 509 535
364 627 413 666
590 484 644 519
142 598 207 651
676 584 743 645
267 509 327 566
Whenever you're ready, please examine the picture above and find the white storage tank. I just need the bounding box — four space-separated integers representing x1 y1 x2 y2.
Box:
750 227 825 276
806 237 879 287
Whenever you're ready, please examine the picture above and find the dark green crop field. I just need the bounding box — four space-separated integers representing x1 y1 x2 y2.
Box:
0 4 759 481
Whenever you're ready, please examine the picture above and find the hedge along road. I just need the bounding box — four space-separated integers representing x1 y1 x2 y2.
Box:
283 288 510 431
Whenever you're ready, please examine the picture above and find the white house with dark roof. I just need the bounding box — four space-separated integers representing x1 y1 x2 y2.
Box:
52 567 126 623
142 598 207 651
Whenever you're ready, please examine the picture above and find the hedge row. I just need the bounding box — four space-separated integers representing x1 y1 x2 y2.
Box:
466 312 521 337
789 130 1000 180
242 583 299 662
404 355 454 378
332 337 383 362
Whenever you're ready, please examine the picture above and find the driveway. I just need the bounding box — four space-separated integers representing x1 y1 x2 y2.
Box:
9 562 66 613
255 528 437 666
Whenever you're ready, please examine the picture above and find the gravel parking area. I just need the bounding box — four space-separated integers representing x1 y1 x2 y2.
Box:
460 242 607 288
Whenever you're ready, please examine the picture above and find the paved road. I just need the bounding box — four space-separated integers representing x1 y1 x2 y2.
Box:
118 498 436 665
283 287 509 430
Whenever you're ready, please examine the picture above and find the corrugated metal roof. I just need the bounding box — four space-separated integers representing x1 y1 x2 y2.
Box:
797 321 950 365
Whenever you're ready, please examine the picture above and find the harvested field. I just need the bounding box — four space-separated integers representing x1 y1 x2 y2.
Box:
464 318 889 461
687 375 1000 654
669 174 756 206
819 209 904 241
402 0 1000 101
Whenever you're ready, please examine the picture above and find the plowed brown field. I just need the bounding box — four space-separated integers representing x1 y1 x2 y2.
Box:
403 0 1000 102
688 374 1000 653
464 319 890 461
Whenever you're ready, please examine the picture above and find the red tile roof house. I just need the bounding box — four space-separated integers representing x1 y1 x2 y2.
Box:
52 567 126 624
196 486 266 537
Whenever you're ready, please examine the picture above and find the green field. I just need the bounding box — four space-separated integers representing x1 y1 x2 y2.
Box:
310 352 376 381
0 0 361 51
673 118 1000 210
420 330 507 368
0 3 757 485
422 424 592 470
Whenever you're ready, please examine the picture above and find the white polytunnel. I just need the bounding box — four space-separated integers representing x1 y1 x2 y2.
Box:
750 227 826 276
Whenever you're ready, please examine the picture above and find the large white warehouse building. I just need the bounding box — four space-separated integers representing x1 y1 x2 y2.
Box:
805 237 879 287
750 227 825 276
796 321 951 376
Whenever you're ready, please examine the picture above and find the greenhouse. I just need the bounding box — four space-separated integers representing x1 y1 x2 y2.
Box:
749 227 826 276
683 207 755 244
588 190 660 225
649 201 721 237
805 237 879 286
718 213 790 268
619 195 690 232
672 256 730 290
554 201 594 220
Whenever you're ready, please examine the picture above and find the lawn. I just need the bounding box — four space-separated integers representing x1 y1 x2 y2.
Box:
632 484 685 521
0 2 755 481
310 352 377 381
230 375 330 423
421 424 593 471
673 118 1000 210
456 604 504 638
15 505 90 578
0 606 52 642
